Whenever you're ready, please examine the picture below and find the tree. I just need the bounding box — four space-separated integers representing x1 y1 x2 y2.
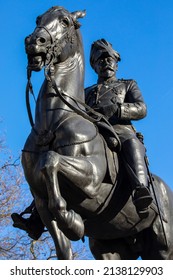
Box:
0 134 24 259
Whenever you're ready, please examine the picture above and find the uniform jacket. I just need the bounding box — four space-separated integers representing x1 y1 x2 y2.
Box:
85 79 147 126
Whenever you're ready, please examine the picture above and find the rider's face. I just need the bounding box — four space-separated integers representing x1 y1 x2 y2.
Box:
94 55 117 79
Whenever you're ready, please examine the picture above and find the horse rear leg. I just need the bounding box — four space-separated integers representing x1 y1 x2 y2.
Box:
35 195 73 260
89 238 139 260
141 217 173 260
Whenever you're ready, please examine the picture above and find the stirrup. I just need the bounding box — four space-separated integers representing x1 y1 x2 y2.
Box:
132 186 153 218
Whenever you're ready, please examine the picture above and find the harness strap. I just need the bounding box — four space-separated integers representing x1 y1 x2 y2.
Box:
137 133 168 248
145 157 168 249
50 75 121 150
26 71 35 128
37 26 55 44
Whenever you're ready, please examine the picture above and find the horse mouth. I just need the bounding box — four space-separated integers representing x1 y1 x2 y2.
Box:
27 53 46 71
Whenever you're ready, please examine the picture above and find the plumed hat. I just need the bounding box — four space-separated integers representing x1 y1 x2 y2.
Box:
90 39 121 68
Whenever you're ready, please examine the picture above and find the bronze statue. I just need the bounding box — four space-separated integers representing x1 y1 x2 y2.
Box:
12 6 173 260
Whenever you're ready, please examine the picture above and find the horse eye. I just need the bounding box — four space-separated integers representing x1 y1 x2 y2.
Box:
61 17 70 27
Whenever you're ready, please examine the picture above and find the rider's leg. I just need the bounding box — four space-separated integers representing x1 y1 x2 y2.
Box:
121 137 153 218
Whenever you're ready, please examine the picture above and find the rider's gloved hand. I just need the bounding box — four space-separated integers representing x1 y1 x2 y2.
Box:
100 104 119 118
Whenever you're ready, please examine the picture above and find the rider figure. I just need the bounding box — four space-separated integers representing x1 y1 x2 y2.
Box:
86 39 152 217
11 39 153 240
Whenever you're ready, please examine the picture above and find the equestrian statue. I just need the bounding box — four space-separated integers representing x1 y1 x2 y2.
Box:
11 6 173 260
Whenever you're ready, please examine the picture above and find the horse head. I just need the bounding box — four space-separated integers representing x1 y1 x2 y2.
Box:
25 6 86 72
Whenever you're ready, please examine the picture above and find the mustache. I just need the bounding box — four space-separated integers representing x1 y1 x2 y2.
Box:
101 65 115 71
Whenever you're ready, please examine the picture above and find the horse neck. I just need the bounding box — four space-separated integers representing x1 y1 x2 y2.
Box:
54 30 85 103
53 50 85 102
35 45 85 132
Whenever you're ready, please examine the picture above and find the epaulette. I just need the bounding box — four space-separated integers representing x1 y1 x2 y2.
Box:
118 78 135 82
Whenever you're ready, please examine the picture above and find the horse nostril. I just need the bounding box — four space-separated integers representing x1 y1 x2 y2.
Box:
36 37 46 45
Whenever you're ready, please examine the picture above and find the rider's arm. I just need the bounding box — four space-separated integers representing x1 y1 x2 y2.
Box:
119 80 147 121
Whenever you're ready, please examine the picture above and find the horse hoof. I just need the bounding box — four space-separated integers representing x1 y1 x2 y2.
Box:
68 210 85 240
62 228 84 241
58 210 85 241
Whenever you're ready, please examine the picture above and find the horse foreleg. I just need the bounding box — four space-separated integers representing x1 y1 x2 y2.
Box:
35 195 73 259
40 151 85 241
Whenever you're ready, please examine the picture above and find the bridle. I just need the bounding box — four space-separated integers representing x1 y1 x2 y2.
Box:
36 22 75 72
25 16 76 127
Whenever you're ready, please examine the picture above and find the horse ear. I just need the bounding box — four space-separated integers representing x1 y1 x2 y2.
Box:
71 10 86 29
71 10 86 20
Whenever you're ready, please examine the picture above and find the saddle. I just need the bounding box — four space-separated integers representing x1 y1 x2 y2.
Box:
93 120 120 185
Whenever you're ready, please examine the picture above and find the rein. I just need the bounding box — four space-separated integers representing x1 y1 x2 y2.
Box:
26 66 109 125
26 69 35 128
25 65 121 149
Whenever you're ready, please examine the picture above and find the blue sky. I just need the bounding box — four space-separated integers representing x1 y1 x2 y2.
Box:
1 0 173 191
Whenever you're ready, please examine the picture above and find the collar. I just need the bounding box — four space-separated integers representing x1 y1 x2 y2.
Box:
97 76 117 85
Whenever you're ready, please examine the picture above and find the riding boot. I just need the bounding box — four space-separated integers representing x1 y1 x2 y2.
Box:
11 201 45 240
121 138 153 218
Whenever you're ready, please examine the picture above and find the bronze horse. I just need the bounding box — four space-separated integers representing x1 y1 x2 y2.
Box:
22 6 173 259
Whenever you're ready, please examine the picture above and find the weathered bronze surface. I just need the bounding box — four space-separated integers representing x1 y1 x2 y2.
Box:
12 6 173 260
